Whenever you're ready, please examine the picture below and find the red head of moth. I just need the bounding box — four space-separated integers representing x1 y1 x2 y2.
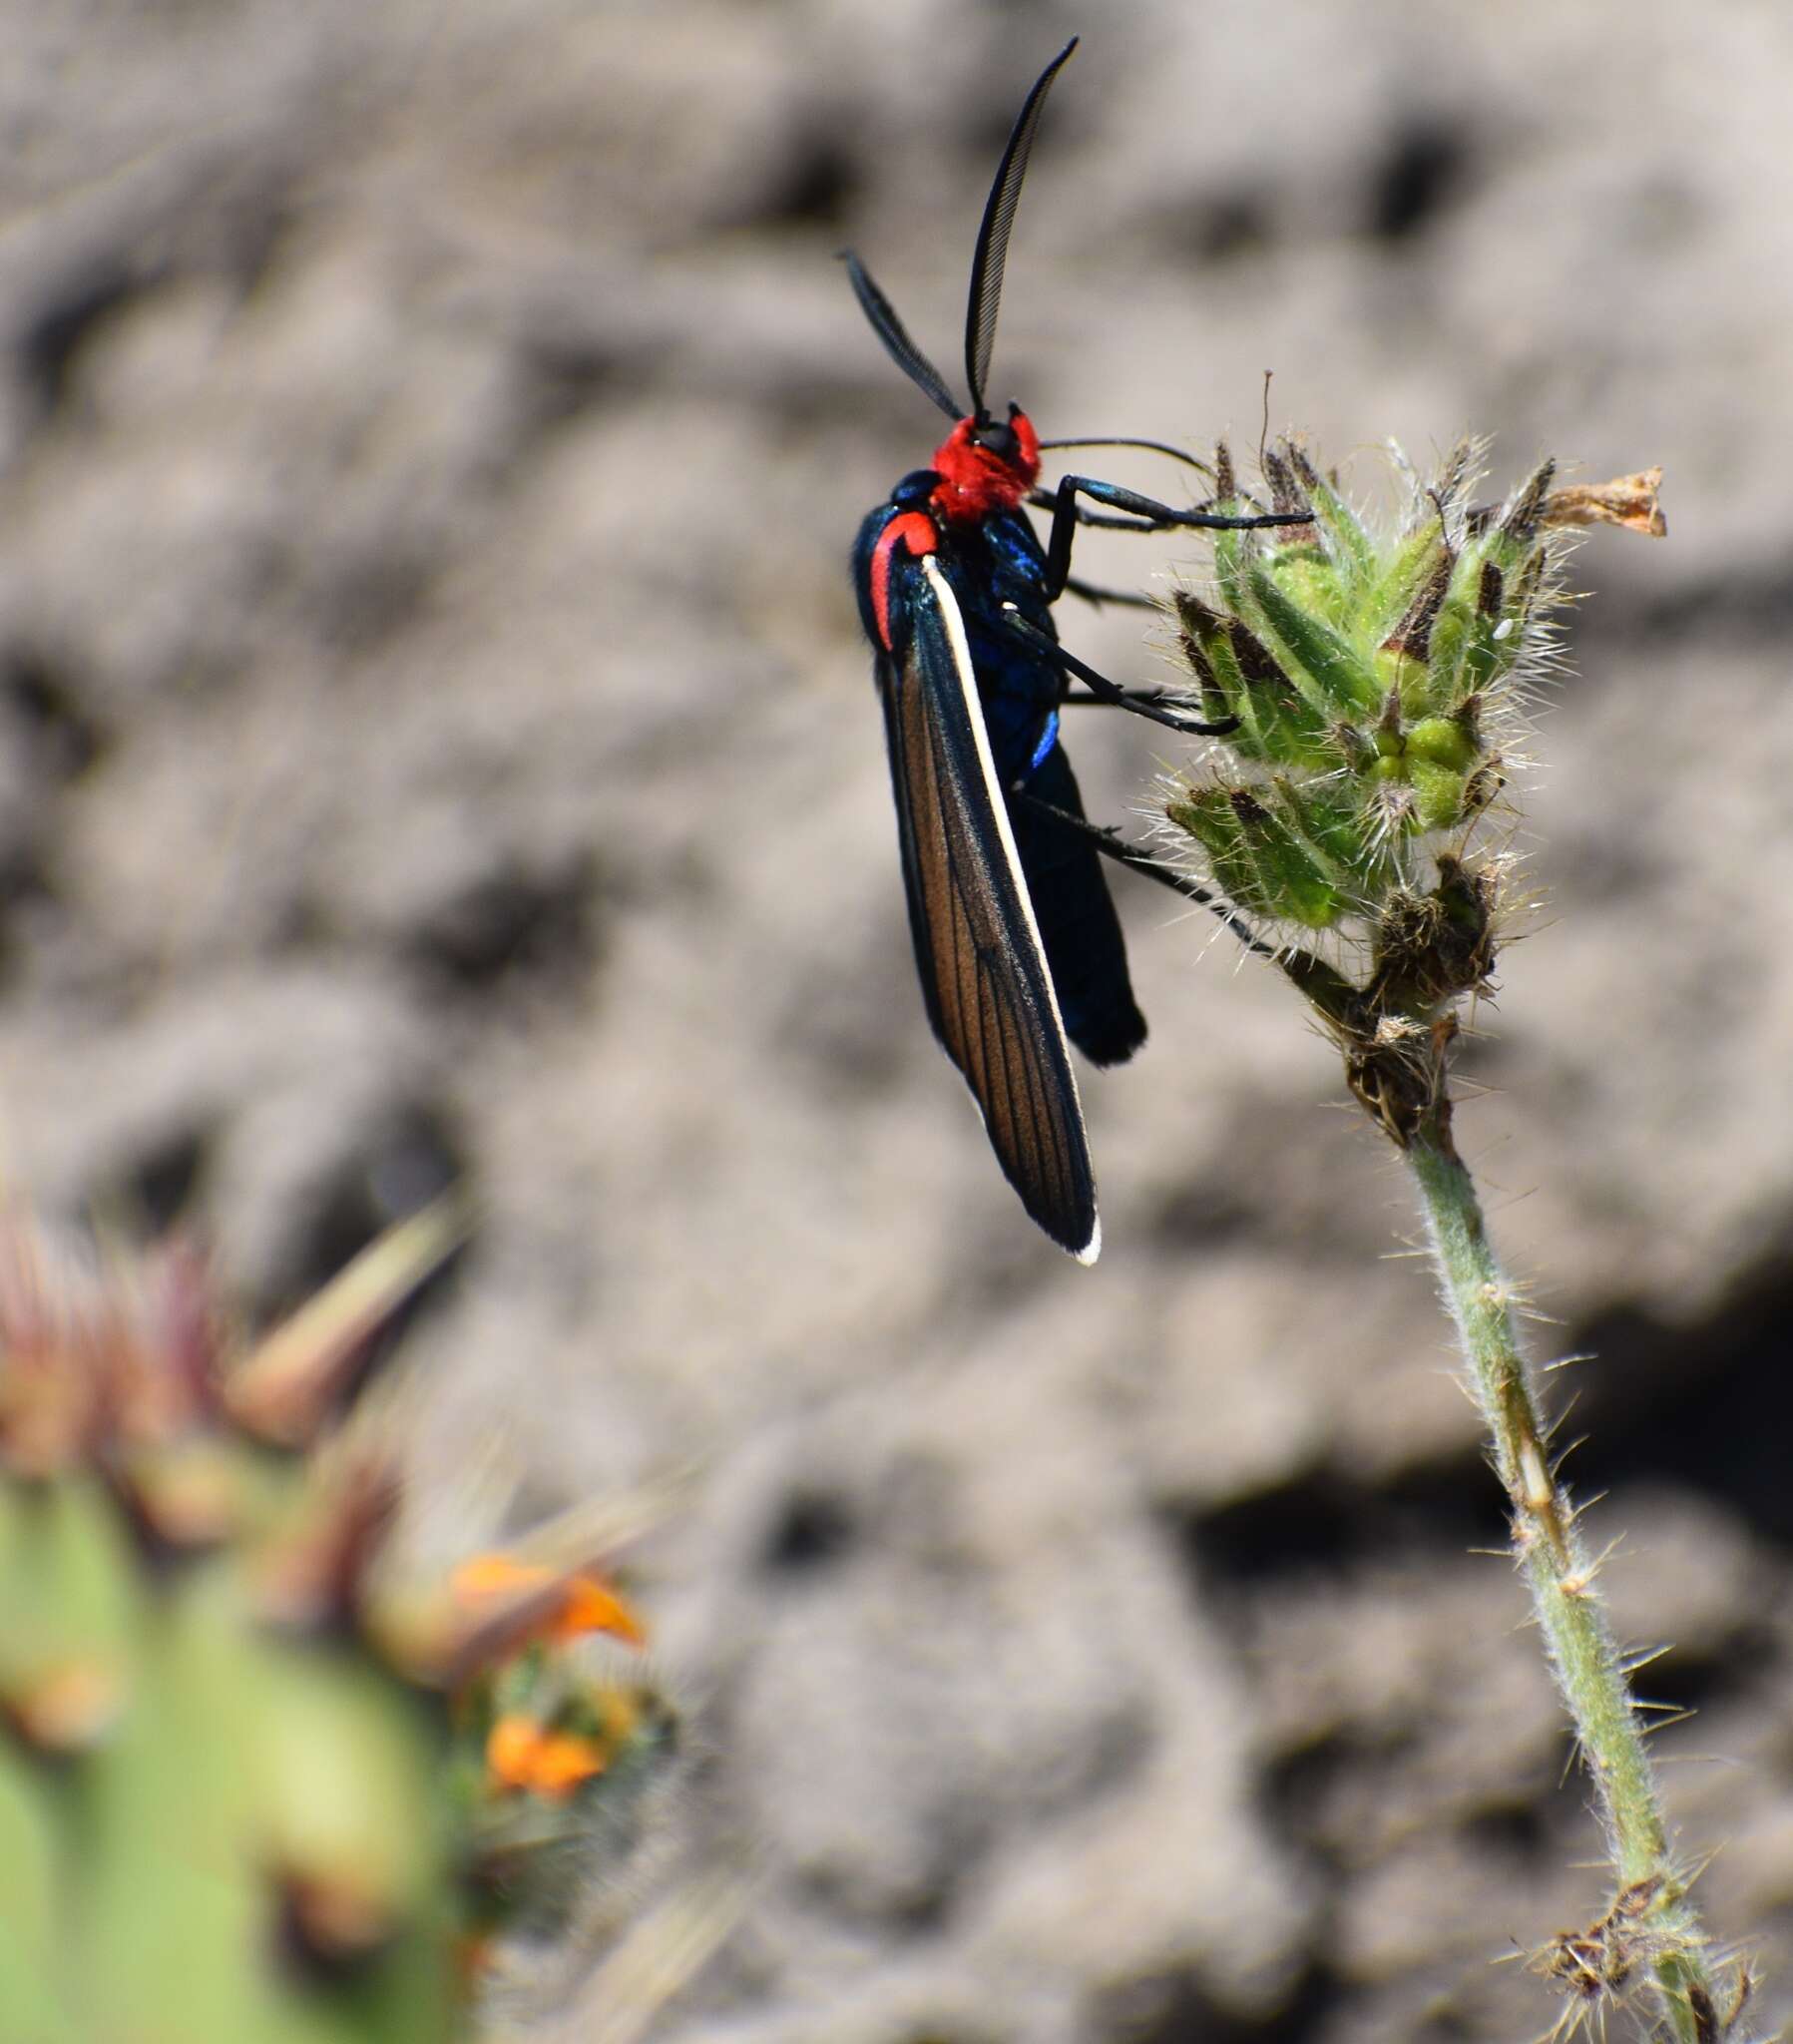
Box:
930 405 1041 523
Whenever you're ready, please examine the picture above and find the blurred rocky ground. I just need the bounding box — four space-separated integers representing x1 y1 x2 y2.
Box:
2 3 1790 2040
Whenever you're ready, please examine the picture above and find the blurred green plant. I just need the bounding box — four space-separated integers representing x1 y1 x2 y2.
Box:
1148 443 1748 2044
0 1197 688 2044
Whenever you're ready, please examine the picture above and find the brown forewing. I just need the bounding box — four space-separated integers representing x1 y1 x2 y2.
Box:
874 559 1098 1260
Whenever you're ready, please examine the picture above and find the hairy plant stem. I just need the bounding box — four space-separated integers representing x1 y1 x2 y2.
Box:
1406 1109 1715 2042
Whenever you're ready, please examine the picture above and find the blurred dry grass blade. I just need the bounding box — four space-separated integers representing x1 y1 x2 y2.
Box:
225 1192 473 1447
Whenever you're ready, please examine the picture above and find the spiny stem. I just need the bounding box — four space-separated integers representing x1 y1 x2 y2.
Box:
1153 436 1712 2035
1406 1114 1716 2043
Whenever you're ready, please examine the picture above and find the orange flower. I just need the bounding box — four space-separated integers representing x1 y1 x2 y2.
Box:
483 1711 609 1801
485 1711 547 1790
528 1731 609 1799
555 1573 647 1647
451 1553 647 1649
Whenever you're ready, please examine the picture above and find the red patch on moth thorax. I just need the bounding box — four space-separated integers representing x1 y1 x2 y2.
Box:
928 410 1041 524
870 510 939 650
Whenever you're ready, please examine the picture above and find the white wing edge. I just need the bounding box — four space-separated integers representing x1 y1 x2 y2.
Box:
918 554 1100 1265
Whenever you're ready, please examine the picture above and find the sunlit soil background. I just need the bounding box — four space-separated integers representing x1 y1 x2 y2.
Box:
2 3 1791 2039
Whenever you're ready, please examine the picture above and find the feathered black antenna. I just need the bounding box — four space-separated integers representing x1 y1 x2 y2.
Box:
840 251 962 422
964 37 1079 423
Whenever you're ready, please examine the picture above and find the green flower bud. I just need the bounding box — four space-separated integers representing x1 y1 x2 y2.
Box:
1248 563 1383 717
1406 717 1478 771
1410 757 1470 832
1161 438 1581 1004
1166 783 1348 928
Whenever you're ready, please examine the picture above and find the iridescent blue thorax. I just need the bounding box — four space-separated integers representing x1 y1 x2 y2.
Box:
853 487 1062 789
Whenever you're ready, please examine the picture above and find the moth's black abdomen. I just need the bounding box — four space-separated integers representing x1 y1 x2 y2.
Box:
1010 743 1146 1068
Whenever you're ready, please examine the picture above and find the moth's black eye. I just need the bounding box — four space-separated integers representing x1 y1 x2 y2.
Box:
975 418 1020 464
